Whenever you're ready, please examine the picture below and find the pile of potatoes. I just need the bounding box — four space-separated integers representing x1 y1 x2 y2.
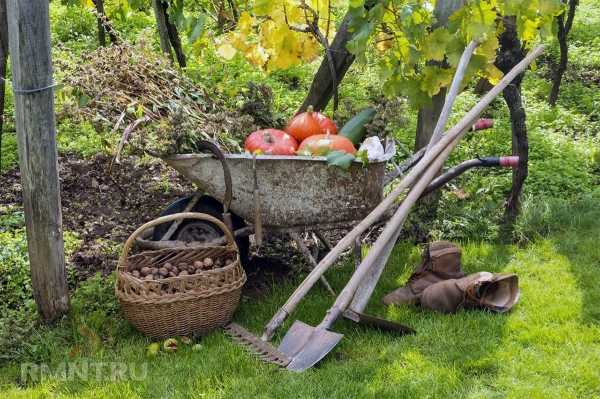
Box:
128 256 236 281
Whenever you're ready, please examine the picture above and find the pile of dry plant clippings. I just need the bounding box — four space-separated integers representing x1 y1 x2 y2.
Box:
59 41 257 157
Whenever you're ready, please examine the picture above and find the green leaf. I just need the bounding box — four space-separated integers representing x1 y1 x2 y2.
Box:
188 15 206 44
420 66 453 97
326 151 356 170
421 28 452 62
356 150 369 165
346 22 375 56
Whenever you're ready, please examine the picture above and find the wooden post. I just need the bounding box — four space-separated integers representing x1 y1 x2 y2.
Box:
6 0 69 322
0 0 8 170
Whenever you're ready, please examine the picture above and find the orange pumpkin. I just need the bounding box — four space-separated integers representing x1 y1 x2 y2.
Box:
298 134 357 156
285 106 337 140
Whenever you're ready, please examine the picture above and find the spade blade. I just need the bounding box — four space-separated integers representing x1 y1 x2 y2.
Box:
280 324 344 372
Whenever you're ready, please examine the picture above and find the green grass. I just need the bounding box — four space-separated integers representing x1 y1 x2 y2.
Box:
1 190 599 398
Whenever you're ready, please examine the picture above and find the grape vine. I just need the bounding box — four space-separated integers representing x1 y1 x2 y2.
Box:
219 0 564 107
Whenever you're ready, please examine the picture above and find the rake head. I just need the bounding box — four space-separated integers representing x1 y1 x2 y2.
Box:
224 323 290 367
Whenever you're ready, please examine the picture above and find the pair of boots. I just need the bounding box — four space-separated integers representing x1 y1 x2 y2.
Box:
382 241 519 314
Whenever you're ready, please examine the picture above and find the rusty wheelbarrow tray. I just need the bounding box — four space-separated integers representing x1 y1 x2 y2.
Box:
164 153 387 232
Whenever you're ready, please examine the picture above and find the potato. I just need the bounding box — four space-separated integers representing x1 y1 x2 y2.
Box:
203 258 214 268
158 267 169 276
140 266 152 276
179 270 189 277
132 270 141 278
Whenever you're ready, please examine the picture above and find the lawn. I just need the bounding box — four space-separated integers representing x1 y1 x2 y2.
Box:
1 190 599 398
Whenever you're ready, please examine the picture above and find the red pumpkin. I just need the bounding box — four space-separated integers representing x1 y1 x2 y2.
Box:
298 134 357 156
244 129 298 155
314 112 337 135
285 106 337 140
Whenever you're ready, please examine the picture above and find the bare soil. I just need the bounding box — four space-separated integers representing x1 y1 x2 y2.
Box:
0 153 300 294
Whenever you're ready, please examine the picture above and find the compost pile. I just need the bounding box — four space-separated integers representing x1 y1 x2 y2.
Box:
61 42 255 156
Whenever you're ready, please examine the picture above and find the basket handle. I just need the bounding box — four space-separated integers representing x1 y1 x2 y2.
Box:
117 212 238 271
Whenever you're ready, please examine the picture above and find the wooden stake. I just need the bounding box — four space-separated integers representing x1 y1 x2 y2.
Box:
6 0 69 322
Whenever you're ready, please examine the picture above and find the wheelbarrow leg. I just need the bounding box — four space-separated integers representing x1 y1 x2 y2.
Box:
289 232 336 297
353 237 362 269
314 231 333 252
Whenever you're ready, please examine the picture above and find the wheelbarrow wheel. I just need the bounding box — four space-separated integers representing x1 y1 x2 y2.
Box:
153 195 250 264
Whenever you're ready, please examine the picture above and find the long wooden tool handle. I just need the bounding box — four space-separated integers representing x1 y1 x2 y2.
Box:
426 40 479 152
319 136 457 329
350 41 478 312
261 44 545 341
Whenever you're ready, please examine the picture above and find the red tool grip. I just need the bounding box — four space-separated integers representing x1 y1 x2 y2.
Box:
499 156 520 168
472 118 494 131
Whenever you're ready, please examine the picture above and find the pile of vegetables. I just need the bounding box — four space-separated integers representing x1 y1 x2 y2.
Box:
243 106 376 168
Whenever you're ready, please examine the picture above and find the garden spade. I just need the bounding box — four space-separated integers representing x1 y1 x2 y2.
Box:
274 143 450 372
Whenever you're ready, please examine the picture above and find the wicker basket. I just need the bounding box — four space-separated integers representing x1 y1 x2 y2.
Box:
115 212 246 339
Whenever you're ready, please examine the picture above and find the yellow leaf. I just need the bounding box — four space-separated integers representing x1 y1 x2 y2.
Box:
485 64 504 85
238 12 254 35
81 0 94 8
246 47 269 69
520 17 540 43
412 11 424 24
216 43 237 60
476 35 499 60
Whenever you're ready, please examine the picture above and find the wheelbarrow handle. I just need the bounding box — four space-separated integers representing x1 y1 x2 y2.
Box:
196 140 233 219
421 155 520 196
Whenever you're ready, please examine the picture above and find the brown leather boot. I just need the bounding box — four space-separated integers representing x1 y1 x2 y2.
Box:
382 241 465 306
420 272 520 313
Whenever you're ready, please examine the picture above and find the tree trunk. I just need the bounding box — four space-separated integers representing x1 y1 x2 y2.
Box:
414 0 464 150
93 0 118 46
496 17 527 238
502 83 527 233
414 90 446 151
0 0 8 171
548 16 568 106
6 0 69 323
411 1 465 241
152 0 173 62
93 0 106 46
297 12 355 114
548 0 578 106
164 4 186 68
